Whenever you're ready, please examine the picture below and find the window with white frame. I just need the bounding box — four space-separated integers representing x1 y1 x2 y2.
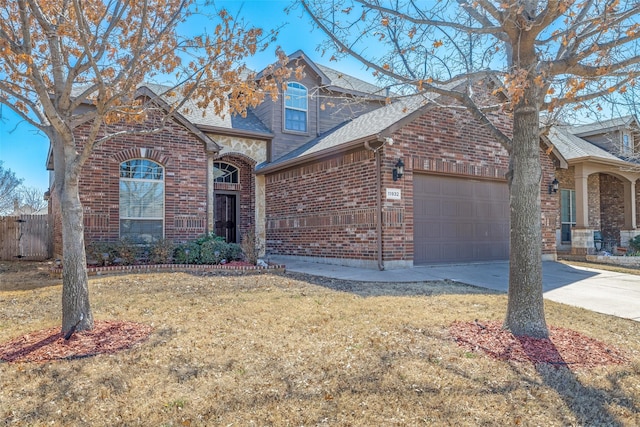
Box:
284 82 308 132
119 159 164 242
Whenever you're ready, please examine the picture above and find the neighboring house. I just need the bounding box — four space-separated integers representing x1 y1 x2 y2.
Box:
545 116 640 255
9 199 48 216
48 50 563 267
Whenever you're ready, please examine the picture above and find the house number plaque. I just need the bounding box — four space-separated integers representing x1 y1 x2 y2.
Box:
386 188 401 200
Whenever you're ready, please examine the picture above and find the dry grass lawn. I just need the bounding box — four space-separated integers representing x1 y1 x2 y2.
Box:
1 261 639 426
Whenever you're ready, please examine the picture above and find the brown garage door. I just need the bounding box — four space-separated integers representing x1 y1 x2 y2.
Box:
413 174 509 264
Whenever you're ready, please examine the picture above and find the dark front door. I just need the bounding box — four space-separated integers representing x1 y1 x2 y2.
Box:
215 193 237 243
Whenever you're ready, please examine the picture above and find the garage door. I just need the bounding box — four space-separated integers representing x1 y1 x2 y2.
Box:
413 174 509 264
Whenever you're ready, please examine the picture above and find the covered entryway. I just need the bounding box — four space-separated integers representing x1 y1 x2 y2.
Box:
413 174 509 264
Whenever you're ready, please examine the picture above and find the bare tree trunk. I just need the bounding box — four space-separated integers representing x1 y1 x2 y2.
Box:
53 134 94 333
504 95 548 338
60 183 94 332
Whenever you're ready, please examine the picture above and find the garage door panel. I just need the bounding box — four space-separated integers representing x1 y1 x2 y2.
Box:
413 174 509 264
415 223 443 239
457 222 474 238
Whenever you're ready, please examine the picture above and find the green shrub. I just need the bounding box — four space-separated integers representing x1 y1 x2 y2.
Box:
226 243 243 261
174 242 201 264
200 238 228 264
628 235 640 253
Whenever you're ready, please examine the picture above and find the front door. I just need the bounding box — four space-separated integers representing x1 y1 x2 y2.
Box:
214 193 237 243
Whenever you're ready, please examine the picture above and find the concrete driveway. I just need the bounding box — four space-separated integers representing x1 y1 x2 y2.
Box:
270 257 640 322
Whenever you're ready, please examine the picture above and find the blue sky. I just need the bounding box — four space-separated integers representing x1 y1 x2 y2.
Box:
0 0 375 190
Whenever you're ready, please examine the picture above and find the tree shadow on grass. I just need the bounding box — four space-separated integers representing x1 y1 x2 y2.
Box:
281 271 501 297
520 338 637 426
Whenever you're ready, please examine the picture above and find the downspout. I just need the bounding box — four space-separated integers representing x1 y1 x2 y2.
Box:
365 140 385 271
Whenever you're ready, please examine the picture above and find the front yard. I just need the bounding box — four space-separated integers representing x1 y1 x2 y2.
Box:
0 261 639 426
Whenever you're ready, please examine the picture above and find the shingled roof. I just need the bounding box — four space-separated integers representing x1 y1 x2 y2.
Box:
545 116 640 166
142 83 272 136
546 126 623 163
256 92 439 173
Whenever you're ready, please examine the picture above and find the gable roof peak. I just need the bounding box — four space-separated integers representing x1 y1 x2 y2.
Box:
569 115 639 136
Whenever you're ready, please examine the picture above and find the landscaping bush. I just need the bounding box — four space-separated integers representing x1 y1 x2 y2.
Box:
86 241 118 266
628 235 640 255
88 235 243 266
115 238 142 265
174 241 201 264
226 243 243 261
240 231 263 265
149 239 175 264
200 238 228 264
173 234 243 265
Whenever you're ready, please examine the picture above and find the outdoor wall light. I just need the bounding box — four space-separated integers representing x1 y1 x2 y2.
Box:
393 159 405 181
548 178 559 194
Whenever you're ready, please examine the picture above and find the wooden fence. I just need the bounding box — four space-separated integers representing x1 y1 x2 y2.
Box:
0 214 51 260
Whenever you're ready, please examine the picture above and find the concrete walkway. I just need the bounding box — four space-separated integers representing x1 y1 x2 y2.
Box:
270 257 640 322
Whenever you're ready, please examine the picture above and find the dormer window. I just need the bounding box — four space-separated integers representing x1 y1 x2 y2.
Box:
623 133 633 154
284 82 308 133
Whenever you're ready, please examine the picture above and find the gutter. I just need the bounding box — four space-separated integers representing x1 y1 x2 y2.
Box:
567 156 638 169
364 135 392 271
197 124 274 140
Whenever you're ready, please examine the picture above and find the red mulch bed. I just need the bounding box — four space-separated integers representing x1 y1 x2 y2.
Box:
1 319 628 368
450 320 628 369
0 321 152 363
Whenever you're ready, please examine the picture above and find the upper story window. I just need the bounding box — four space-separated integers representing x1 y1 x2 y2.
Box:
119 159 164 242
284 82 308 133
213 162 239 183
623 133 633 154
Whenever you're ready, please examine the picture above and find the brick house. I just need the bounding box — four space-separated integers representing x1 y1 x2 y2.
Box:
258 86 560 268
544 116 640 255
48 50 563 268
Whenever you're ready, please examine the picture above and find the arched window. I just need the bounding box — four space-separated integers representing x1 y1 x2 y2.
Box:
213 162 239 183
284 82 308 132
119 159 164 242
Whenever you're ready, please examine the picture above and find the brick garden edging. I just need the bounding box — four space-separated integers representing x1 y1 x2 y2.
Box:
50 263 286 278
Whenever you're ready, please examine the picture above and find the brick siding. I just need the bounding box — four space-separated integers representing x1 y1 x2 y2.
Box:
51 113 255 257
600 174 625 244
265 103 558 264
266 149 380 260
